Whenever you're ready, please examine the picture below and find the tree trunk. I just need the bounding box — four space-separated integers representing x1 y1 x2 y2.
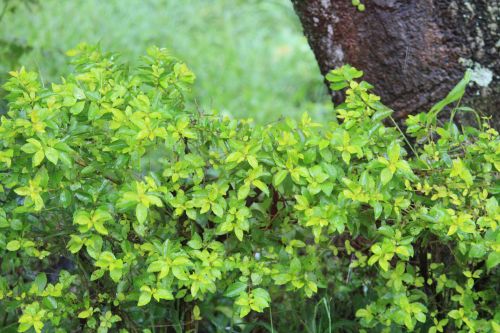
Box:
291 0 499 125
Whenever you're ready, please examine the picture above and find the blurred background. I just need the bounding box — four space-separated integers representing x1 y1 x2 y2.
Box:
0 0 330 122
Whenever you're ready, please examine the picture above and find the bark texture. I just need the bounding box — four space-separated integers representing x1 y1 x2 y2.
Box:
291 0 499 124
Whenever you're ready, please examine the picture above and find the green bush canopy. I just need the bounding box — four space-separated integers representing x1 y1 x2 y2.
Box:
0 44 498 332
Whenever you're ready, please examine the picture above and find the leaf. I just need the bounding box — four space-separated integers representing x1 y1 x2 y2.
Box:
342 151 351 164
147 260 165 273
355 309 371 318
448 310 461 320
33 150 45 167
447 225 458 236
93 219 109 235
396 246 410 257
226 152 243 164
429 70 471 116
486 252 500 270
70 101 85 115
172 256 191 266
379 259 390 271
6 240 21 251
247 155 258 168
388 142 400 163
252 180 269 196
74 211 91 226
137 292 152 306
212 203 223 217
237 184 250 200
193 304 201 320
234 227 244 241
172 266 189 280
21 141 41 154
250 288 270 312
78 309 93 319
380 167 393 185
468 244 486 258
187 233 203 250
67 235 84 253
239 305 251 318
371 107 393 122
373 202 383 219
59 189 72 208
136 203 148 223
273 170 288 187
90 269 105 281
110 266 122 282
155 288 174 301
224 282 247 298
88 102 100 120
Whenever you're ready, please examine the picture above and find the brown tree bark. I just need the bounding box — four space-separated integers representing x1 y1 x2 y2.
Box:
291 0 499 125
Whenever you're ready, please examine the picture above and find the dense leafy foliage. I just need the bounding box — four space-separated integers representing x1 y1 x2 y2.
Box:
0 0 327 122
0 45 498 332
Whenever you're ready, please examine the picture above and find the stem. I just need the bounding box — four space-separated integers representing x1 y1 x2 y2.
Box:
75 158 120 184
389 115 433 171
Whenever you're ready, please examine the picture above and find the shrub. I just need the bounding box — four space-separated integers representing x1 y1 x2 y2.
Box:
0 44 498 332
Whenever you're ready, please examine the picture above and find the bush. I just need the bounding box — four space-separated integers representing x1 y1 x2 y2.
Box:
0 44 498 333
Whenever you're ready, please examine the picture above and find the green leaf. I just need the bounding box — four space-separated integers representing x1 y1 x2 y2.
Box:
137 292 152 307
78 309 93 319
88 102 100 120
21 140 41 154
93 219 109 235
224 282 247 298
90 269 105 281
33 273 47 292
237 184 250 200
380 167 393 185
67 235 84 253
234 227 244 241
371 107 393 122
59 189 72 208
187 233 203 250
430 70 471 116
33 150 45 167
226 152 243 164
273 170 288 187
6 240 21 251
252 180 269 196
70 101 85 115
212 203 223 217
136 203 148 223
342 151 351 164
388 142 400 163
154 288 174 301
469 244 486 258
147 260 164 273
247 155 258 168
172 266 189 280
486 252 500 270
250 288 270 312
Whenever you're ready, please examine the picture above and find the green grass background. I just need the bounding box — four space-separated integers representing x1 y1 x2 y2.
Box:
1 0 330 122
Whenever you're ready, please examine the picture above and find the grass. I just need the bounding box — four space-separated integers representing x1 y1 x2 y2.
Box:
0 0 330 122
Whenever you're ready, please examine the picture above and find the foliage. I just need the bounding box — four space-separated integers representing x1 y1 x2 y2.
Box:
0 0 38 113
0 45 499 333
351 0 366 12
0 0 328 122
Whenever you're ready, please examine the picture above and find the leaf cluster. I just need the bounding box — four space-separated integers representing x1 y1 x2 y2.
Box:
0 45 498 332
